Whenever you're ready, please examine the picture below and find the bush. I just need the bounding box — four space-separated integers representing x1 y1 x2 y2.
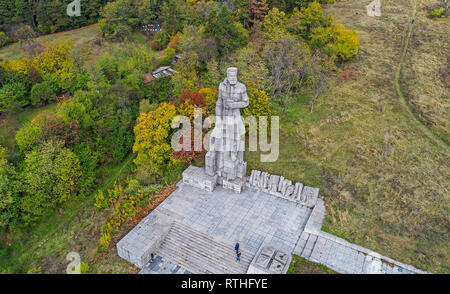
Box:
0 82 29 113
151 30 169 50
94 190 108 209
80 262 90 274
0 32 12 48
324 23 360 61
30 81 57 106
94 183 123 209
15 124 43 153
99 232 111 250
160 48 176 66
430 8 444 18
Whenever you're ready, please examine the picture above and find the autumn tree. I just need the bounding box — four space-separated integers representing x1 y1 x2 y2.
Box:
199 87 219 115
323 23 359 61
251 0 269 21
176 89 206 119
133 103 178 184
242 87 276 131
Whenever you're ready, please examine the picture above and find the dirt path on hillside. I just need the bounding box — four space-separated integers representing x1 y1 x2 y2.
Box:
394 0 449 150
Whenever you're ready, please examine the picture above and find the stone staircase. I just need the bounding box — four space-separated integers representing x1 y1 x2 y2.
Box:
155 222 254 274
293 231 318 259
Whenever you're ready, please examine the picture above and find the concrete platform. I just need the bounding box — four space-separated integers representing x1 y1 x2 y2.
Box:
117 180 312 272
117 167 430 274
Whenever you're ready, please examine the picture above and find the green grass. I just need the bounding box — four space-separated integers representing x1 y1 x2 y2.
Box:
246 0 449 273
287 255 337 274
18 103 59 125
129 33 151 48
0 24 99 61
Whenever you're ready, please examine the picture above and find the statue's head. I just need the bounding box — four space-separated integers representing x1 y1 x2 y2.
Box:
227 67 238 85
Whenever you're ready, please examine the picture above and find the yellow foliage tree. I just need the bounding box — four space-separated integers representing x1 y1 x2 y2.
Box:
199 87 218 116
325 23 360 61
32 40 74 81
133 103 178 175
6 58 29 75
243 87 275 118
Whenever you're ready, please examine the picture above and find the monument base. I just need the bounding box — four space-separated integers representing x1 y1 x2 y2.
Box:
222 178 245 194
182 165 246 194
182 166 217 192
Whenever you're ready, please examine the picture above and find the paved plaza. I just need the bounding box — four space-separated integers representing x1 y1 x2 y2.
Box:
117 167 429 274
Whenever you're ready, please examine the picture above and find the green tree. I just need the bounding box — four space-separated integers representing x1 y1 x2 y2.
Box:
262 7 287 37
15 123 43 153
98 0 136 41
0 32 12 48
20 140 82 224
0 146 18 230
30 81 57 106
223 45 272 92
204 5 249 56
0 82 28 113
160 0 191 35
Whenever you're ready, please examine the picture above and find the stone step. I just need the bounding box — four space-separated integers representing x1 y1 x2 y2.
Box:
158 240 250 274
156 222 254 274
158 233 252 274
293 231 309 256
160 225 253 271
300 233 318 259
163 227 254 264
169 223 253 258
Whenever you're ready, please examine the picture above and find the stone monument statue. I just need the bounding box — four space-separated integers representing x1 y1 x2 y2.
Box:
205 67 249 190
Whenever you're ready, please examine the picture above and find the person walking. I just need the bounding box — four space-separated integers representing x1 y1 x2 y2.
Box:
234 242 239 254
236 250 241 262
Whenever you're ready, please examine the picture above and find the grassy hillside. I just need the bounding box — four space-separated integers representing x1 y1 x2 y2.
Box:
246 0 449 273
0 24 99 61
402 0 449 143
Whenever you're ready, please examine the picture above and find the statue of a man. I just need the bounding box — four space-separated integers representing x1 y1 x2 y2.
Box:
205 67 249 182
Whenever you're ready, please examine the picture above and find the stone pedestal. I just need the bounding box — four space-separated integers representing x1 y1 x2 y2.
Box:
182 166 217 192
222 178 245 194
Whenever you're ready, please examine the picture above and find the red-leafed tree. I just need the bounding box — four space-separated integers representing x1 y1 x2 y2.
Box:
177 89 206 108
251 0 269 21
39 115 80 148
172 132 205 165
